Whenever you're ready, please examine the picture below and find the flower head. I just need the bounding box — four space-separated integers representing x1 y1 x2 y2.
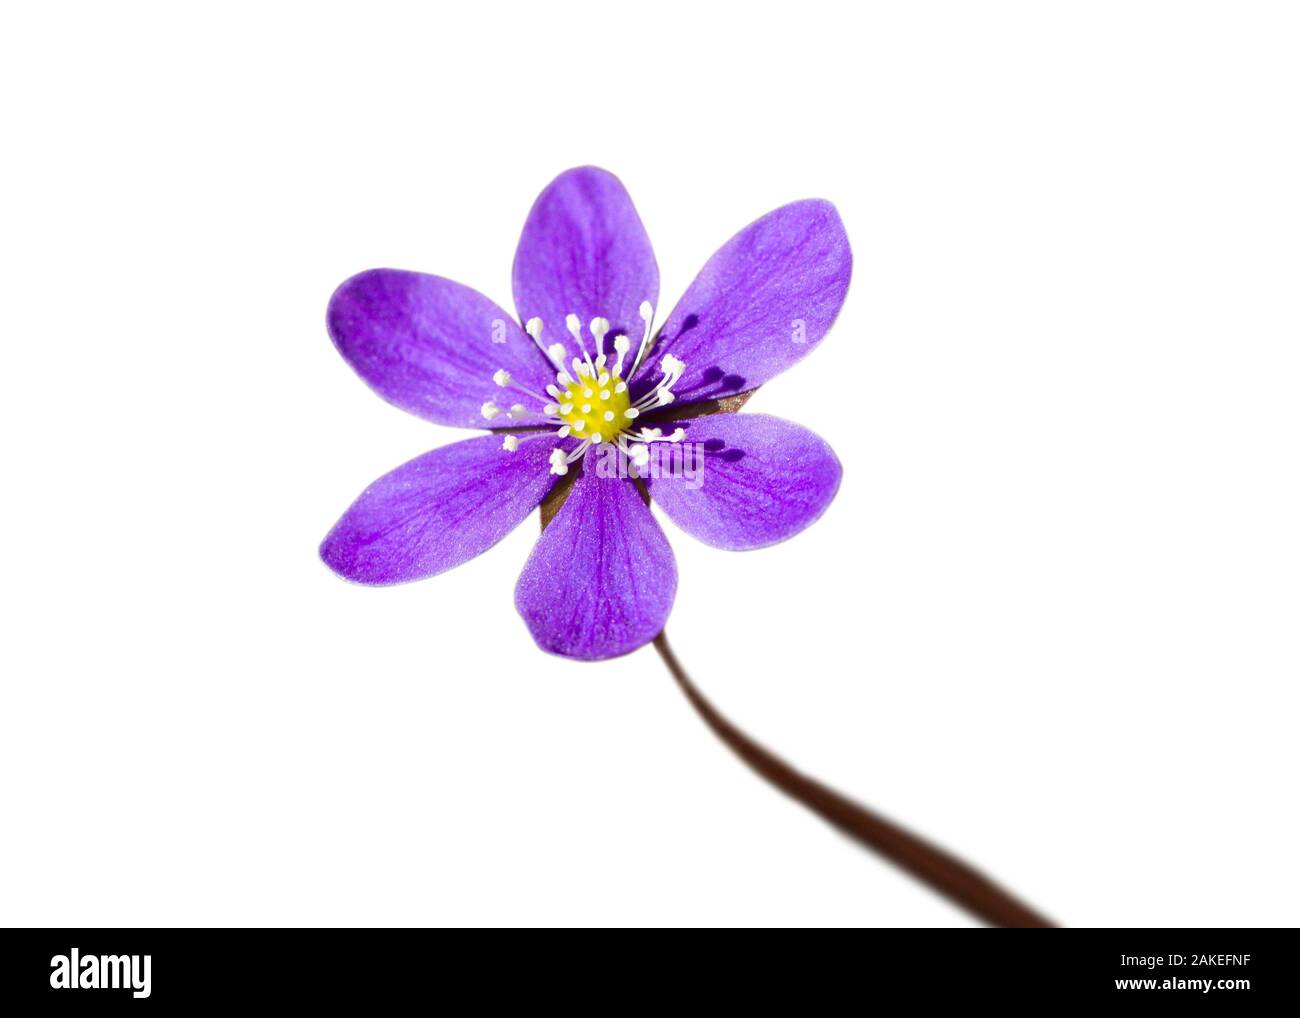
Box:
321 167 851 659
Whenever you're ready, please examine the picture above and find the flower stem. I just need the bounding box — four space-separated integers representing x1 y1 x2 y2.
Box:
652 630 1057 928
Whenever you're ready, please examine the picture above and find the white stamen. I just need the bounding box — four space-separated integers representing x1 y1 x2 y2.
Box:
612 334 630 375
589 317 610 357
630 299 656 378
512 300 686 481
632 353 688 412
553 438 593 469
493 369 511 387
565 313 593 369
525 317 563 368
480 401 500 420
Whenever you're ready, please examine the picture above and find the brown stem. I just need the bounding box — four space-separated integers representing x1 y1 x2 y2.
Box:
653 630 1057 929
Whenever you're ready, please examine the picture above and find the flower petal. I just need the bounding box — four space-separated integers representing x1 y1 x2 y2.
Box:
645 200 851 405
644 413 841 551
515 465 676 660
512 167 659 362
321 433 560 585
328 268 555 428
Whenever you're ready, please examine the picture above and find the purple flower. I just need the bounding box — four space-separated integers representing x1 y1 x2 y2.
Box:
321 167 851 660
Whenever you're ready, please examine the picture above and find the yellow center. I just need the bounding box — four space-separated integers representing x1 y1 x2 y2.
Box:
559 370 631 441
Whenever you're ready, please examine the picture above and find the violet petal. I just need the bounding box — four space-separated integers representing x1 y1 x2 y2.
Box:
321 432 560 585
328 268 555 428
512 167 659 363
646 200 851 404
644 413 841 550
515 463 676 660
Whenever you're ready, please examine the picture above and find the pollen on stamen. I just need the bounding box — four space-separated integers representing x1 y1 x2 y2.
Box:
502 435 519 452
480 401 500 420
492 369 511 387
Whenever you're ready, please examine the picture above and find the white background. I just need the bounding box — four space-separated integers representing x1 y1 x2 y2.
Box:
2 1 1296 928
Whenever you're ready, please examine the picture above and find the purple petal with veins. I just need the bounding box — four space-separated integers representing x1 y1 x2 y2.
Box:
515 462 676 660
644 413 841 551
321 432 561 585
